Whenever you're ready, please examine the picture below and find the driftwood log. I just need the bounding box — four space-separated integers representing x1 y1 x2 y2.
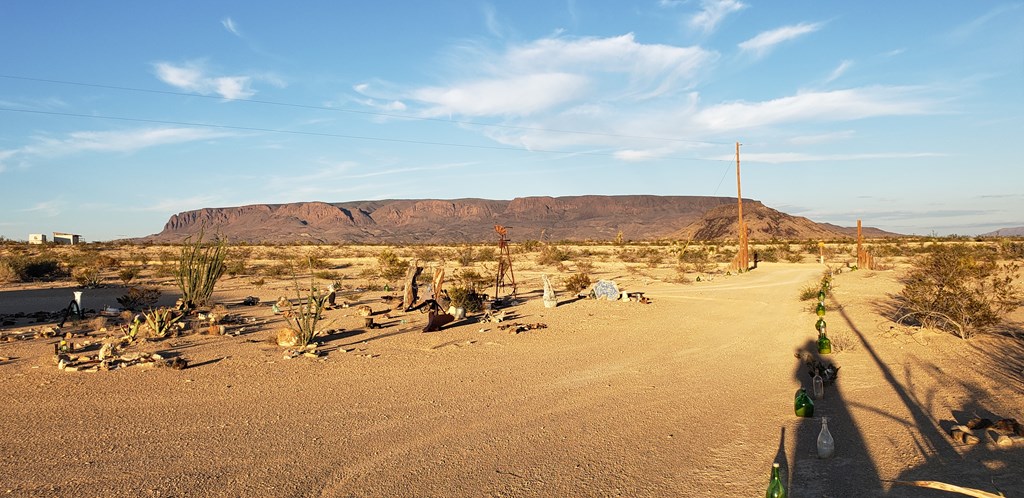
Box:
401 265 424 310
890 480 1004 498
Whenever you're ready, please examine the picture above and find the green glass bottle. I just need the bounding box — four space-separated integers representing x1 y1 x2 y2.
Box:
766 462 786 498
815 302 826 317
817 289 826 303
795 388 814 417
817 331 832 354
815 317 826 333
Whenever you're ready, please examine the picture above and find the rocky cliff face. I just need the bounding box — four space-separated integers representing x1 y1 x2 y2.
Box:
145 195 894 244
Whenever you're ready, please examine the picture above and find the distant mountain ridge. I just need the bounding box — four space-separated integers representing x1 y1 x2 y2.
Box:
142 195 898 244
981 226 1024 237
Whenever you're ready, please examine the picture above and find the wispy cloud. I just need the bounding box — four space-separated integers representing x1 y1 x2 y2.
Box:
689 0 746 33
23 127 238 156
153 60 257 99
694 86 936 131
20 199 64 217
787 130 855 145
389 33 715 118
142 195 222 214
825 60 852 83
221 17 241 37
738 22 823 57
482 4 505 38
949 4 1022 41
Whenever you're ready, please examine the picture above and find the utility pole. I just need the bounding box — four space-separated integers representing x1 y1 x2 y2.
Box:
736 142 748 271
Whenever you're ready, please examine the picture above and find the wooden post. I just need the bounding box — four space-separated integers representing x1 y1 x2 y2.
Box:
856 219 866 269
736 142 748 271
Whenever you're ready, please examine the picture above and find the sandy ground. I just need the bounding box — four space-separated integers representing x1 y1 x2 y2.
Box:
1 262 1022 497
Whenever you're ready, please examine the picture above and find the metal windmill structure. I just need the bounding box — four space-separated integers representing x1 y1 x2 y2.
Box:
494 225 516 299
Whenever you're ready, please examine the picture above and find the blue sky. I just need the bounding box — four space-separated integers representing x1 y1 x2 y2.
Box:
1 1 1021 241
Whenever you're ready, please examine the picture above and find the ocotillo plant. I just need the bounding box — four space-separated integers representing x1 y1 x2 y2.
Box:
175 230 227 310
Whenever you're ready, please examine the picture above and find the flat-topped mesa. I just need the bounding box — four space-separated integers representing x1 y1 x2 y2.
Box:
144 195 898 244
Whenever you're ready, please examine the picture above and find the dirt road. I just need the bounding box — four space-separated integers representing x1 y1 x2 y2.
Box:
2 263 1021 496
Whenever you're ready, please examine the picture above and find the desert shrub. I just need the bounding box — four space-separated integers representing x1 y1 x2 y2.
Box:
0 260 18 283
897 244 1020 339
680 247 715 273
377 248 410 282
448 286 485 312
413 246 442 263
755 246 781 263
175 232 227 310
998 240 1024 259
456 246 476 267
117 286 162 311
314 270 341 280
575 259 595 274
261 262 293 277
799 284 820 301
476 247 496 262
519 239 541 252
73 266 102 287
154 249 176 278
537 245 573 266
0 255 64 283
118 266 140 285
828 329 857 353
453 268 491 292
565 272 592 294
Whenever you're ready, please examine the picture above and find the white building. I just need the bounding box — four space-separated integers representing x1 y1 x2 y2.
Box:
52 232 82 245
28 233 47 244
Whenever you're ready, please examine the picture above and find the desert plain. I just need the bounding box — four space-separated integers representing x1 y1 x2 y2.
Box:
1 241 1022 497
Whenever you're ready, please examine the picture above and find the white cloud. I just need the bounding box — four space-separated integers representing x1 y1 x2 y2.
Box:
221 17 241 37
787 130 855 145
694 86 935 131
614 149 665 162
153 61 257 99
415 73 588 117
24 127 237 156
405 33 715 118
689 0 746 33
738 22 823 57
825 60 852 83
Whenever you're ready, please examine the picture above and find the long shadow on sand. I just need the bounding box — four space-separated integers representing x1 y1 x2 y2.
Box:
835 297 1023 496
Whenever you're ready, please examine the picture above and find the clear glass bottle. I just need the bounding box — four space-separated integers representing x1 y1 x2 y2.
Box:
817 417 835 458
812 371 824 399
794 388 814 417
765 462 787 498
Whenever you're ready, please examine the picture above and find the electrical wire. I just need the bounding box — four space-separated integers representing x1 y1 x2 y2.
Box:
0 106 731 163
0 74 732 146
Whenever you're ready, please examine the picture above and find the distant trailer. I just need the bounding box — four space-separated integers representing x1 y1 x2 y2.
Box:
28 233 47 244
52 232 82 245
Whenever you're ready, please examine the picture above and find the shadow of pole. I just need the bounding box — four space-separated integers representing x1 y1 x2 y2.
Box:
835 300 960 462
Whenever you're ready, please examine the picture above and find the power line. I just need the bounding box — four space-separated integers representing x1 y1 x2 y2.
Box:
0 106 731 163
0 73 731 146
